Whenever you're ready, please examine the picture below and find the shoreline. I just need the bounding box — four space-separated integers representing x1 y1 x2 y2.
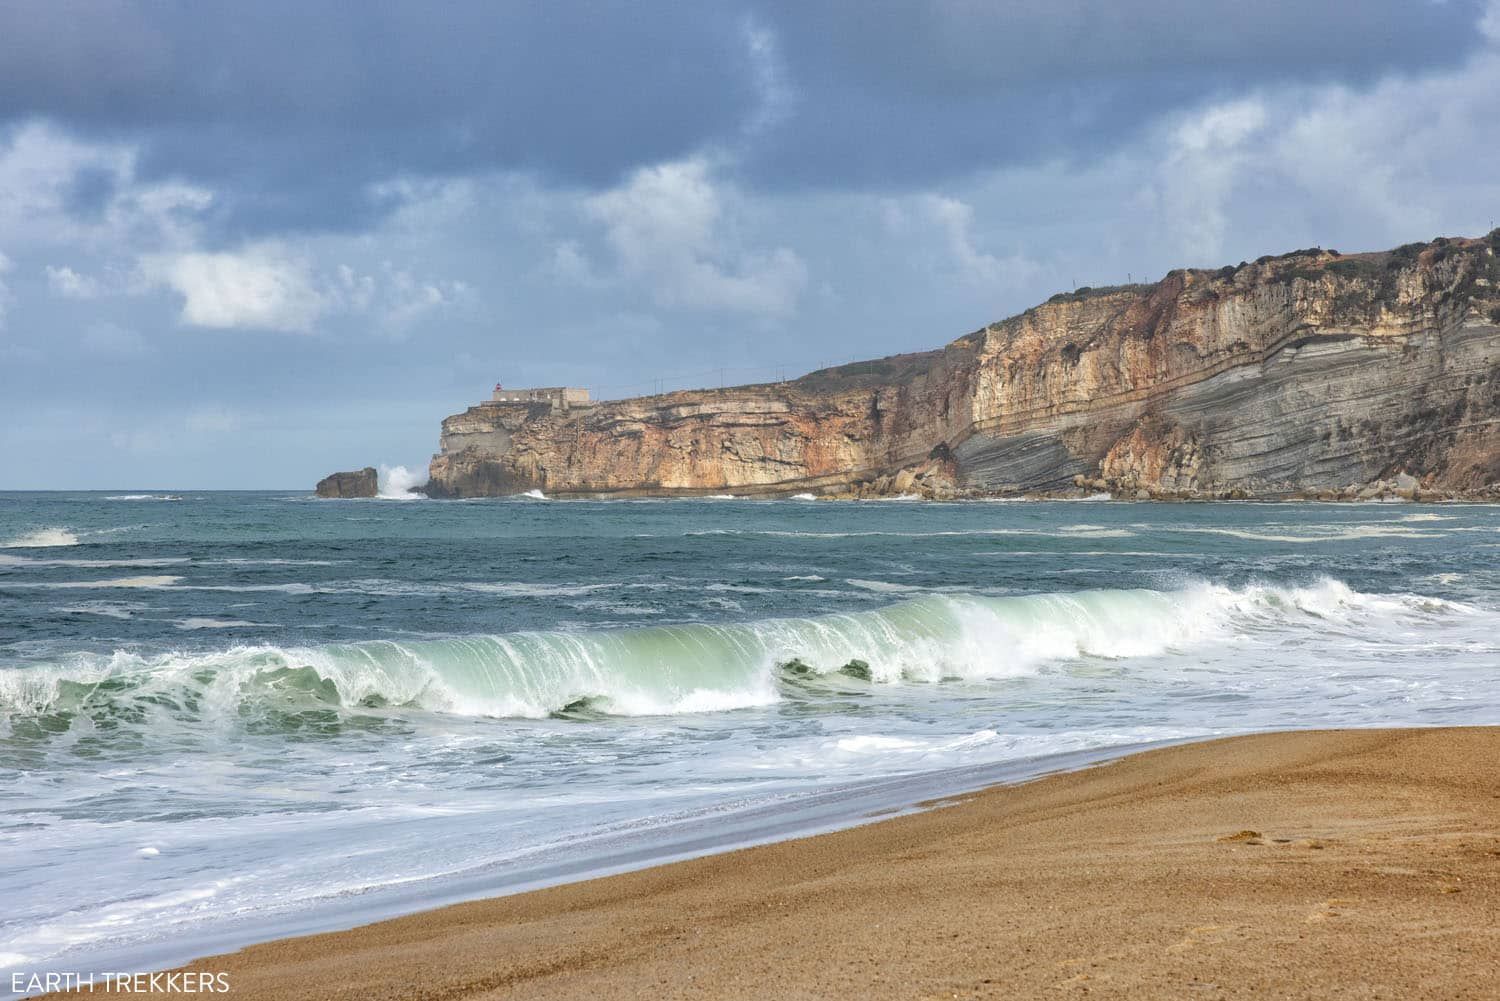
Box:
45 726 1500 999
17 739 1183 992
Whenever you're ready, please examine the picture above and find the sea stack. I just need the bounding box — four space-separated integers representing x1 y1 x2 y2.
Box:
314 467 378 498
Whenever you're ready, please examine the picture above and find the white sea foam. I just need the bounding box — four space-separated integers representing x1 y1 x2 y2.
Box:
845 578 924 593
7 575 182 589
518 489 548 500
1170 524 1443 543
377 465 427 499
200 558 339 566
461 582 610 598
2 579 1463 723
2 528 79 548
790 493 817 500
683 526 1138 540
0 555 187 569
105 494 182 501
1058 524 1136 538
174 618 264 630
831 729 999 757
6 553 1493 979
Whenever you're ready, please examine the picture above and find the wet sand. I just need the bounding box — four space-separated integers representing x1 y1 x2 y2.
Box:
59 727 1500 999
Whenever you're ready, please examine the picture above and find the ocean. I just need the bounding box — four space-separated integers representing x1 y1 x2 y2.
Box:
2 491 1498 983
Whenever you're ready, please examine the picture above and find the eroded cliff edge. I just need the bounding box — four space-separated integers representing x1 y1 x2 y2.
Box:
427 232 1500 499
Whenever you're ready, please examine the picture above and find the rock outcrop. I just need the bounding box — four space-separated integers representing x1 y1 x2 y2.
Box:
315 467 378 498
426 232 1500 499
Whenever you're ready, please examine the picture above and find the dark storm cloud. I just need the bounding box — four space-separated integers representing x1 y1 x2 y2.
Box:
0 0 761 231
0 0 1487 230
742 0 1491 187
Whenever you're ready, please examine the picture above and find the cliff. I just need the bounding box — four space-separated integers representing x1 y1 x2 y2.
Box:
425 231 1500 500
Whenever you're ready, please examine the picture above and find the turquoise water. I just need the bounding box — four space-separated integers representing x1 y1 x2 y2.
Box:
2 492 1498 979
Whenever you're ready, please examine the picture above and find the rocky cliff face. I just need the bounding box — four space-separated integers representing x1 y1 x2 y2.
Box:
426 232 1500 499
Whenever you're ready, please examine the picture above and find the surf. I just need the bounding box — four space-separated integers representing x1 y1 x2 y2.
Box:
1 527 79 548
0 580 1466 729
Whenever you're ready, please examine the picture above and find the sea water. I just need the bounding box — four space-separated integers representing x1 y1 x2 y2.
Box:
2 492 1498 982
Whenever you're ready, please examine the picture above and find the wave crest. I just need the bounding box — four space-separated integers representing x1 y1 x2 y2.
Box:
2 528 79 548
0 580 1467 727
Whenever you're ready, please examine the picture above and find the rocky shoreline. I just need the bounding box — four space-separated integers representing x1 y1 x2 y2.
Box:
322 231 1500 502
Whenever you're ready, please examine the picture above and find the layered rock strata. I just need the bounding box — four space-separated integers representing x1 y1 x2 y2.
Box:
423 233 1500 499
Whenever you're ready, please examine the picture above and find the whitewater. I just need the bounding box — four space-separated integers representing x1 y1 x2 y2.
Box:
2 492 1498 984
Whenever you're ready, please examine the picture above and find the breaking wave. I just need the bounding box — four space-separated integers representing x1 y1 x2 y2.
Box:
377 465 427 500
1 528 79 548
0 580 1467 730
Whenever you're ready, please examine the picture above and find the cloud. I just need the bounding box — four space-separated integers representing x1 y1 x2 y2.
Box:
1484 0 1500 42
582 158 807 315
0 122 211 252
739 16 795 140
0 3 760 233
920 195 1040 289
0 2 1484 235
141 245 467 334
4 2 1500 489
742 0 1488 190
143 245 325 332
46 264 101 298
350 263 470 333
1134 35 1500 262
1153 99 1269 260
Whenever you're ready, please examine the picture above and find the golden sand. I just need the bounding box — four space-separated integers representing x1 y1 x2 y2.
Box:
54 727 1500 999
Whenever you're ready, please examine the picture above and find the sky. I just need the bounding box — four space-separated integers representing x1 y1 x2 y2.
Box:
2 1 1499 488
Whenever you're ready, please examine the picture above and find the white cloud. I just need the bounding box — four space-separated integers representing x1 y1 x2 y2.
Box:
0 122 211 253
1139 35 1500 262
582 158 807 315
332 260 469 334
1153 98 1269 261
740 17 795 139
46 265 101 299
547 240 600 287
144 245 326 332
921 195 1040 288
141 246 466 335
1483 0 1500 43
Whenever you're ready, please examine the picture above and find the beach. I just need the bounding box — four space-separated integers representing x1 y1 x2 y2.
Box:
80 726 1497 1000
7 495 1500 989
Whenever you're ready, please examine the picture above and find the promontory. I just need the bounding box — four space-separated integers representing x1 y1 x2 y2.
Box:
409 231 1500 500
